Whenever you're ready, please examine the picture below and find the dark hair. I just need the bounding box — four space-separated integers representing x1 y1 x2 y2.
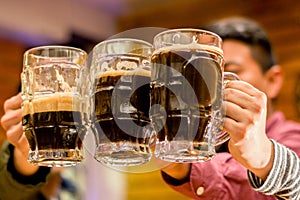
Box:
203 17 277 72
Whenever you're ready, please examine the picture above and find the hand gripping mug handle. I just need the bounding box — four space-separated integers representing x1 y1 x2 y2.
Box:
215 72 240 146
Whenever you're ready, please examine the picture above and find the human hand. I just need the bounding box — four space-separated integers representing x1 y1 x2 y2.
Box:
224 80 273 180
1 93 39 175
1 93 29 156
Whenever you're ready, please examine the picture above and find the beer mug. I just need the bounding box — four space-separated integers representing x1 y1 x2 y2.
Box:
21 46 88 167
150 29 239 162
90 38 153 166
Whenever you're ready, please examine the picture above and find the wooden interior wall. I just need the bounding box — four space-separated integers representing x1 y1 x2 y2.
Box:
0 40 24 146
118 0 300 122
117 0 300 199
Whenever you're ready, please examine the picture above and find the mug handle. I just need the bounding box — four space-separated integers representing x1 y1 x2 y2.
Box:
215 72 240 146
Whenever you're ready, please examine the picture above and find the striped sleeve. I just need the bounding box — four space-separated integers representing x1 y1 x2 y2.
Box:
247 139 300 200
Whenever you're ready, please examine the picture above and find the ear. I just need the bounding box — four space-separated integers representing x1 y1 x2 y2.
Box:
264 65 283 99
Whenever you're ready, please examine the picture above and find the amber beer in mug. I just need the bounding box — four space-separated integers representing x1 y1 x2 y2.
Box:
150 29 238 162
91 38 153 166
21 46 88 167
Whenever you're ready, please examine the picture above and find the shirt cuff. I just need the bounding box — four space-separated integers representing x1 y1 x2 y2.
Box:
161 169 190 186
7 144 51 185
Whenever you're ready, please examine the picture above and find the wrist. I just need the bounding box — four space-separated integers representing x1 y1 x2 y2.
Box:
229 137 274 181
7 144 51 185
161 163 191 181
13 146 39 176
249 139 274 180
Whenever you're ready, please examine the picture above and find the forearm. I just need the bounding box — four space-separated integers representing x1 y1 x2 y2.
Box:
13 147 39 176
228 133 274 181
7 143 51 185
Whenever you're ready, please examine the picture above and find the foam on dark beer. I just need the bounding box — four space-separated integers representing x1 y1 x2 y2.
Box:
95 67 151 79
22 93 81 116
152 43 224 58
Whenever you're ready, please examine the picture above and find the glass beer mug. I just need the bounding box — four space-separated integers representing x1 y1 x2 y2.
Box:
150 28 239 162
90 38 153 166
21 46 88 167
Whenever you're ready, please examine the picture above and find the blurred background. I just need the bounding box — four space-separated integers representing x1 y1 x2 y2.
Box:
1 0 300 199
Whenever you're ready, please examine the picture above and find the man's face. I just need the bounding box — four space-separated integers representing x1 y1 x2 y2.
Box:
222 39 267 93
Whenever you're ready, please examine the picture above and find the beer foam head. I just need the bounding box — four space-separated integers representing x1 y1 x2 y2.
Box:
153 43 223 57
132 67 151 77
96 68 150 79
22 93 81 115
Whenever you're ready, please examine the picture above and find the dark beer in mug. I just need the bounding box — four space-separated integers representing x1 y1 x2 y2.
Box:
92 66 152 166
22 94 85 166
91 38 153 166
150 43 224 162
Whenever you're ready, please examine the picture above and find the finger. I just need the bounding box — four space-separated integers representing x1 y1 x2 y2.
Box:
223 100 255 140
223 99 256 132
1 109 22 131
225 81 267 114
224 100 248 123
15 135 30 157
3 93 22 112
225 88 266 113
225 87 254 110
6 122 24 145
225 81 262 97
223 117 246 143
